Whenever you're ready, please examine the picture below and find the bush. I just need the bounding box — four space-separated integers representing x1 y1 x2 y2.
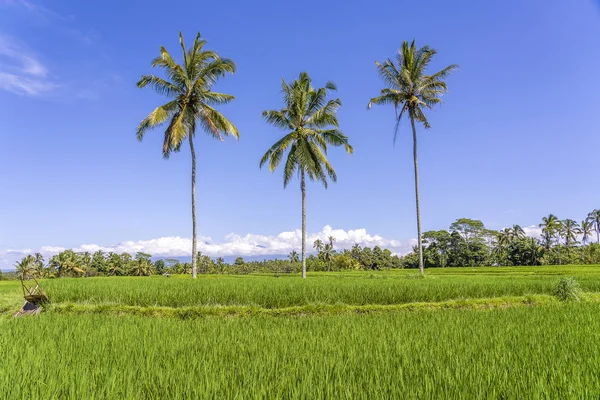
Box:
553 277 581 302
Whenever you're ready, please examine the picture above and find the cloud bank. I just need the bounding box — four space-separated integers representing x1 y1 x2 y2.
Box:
0 226 415 269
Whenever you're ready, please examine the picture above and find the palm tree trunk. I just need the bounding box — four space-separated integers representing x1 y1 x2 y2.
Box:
410 114 425 275
190 135 198 279
301 170 307 279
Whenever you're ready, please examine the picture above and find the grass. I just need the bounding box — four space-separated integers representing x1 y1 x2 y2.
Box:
1 304 599 399
2 265 600 398
36 265 600 309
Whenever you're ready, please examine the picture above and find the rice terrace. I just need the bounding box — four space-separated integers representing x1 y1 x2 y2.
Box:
2 0 600 399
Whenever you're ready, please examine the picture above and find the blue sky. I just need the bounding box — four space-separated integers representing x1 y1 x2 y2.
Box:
1 0 599 267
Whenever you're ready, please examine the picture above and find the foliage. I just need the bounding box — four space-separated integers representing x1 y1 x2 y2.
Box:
553 277 581 302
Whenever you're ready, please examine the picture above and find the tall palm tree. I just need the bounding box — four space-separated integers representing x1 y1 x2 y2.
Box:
539 214 559 249
560 219 581 249
368 41 457 275
260 72 353 278
587 209 600 244
581 219 594 245
136 32 238 279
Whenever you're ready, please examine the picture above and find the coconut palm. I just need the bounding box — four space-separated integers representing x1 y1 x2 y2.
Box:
313 239 324 254
33 253 45 278
132 252 154 276
288 250 299 264
368 41 457 275
508 225 525 240
328 235 336 248
587 209 600 244
48 250 84 277
15 255 35 280
321 243 335 271
136 32 238 279
581 219 594 245
260 72 353 278
539 214 559 249
560 219 581 249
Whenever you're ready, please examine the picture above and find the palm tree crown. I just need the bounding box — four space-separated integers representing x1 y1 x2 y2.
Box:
368 40 458 140
136 32 238 155
260 72 353 187
587 209 600 244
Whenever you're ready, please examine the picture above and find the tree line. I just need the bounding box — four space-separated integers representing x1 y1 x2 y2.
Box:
402 210 600 268
6 235 403 280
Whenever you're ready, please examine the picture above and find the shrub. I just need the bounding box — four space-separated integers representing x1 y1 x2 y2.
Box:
553 277 581 302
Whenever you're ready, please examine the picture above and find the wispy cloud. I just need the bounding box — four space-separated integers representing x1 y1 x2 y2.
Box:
0 35 58 95
1 0 73 22
0 226 414 269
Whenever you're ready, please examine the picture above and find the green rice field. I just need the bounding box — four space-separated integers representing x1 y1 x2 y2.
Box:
1 266 600 398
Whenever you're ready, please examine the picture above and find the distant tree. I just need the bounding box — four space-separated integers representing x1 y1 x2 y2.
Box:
288 250 299 264
313 239 324 254
91 250 107 274
106 252 124 276
136 32 239 279
587 210 600 244
132 252 154 276
368 40 457 275
328 236 336 248
508 225 525 240
260 72 353 278
234 256 245 266
154 259 166 274
33 253 45 278
581 219 594 245
49 250 84 277
15 255 35 279
539 214 560 249
560 219 581 250
321 243 335 271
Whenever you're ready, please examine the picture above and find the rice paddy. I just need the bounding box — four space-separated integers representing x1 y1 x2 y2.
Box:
1 266 599 398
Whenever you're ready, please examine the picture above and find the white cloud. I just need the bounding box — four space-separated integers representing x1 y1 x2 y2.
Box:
0 226 415 269
0 36 58 95
523 225 542 238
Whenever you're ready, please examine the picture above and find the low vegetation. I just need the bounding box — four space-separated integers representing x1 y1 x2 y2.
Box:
1 304 599 398
1 265 600 398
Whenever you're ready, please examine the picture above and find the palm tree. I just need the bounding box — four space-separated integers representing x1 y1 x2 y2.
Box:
260 72 353 278
581 219 594 245
508 224 525 240
15 255 35 280
133 252 154 276
48 250 84 277
368 41 457 275
539 214 559 250
136 32 238 279
328 235 336 248
321 243 335 271
560 219 581 249
587 209 600 244
288 250 299 264
313 239 324 254
33 252 45 278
